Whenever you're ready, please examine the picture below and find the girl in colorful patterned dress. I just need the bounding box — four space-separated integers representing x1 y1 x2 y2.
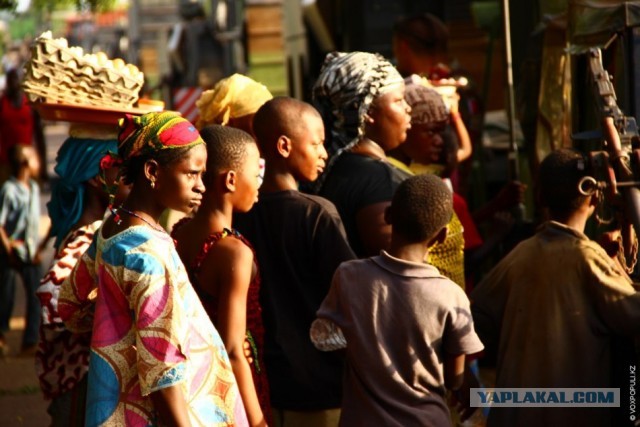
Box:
172 125 270 427
59 112 249 426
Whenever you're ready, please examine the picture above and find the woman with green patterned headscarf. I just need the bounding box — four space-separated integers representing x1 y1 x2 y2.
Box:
58 112 250 427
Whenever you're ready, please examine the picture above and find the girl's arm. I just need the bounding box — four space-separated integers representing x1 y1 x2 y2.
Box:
151 385 192 427
449 95 472 163
206 239 267 427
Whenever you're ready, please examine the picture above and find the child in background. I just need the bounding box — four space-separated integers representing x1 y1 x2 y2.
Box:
0 143 43 356
35 130 128 426
311 174 484 427
234 97 356 427
172 125 269 426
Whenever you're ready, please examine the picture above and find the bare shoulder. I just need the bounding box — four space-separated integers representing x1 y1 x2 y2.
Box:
207 235 253 265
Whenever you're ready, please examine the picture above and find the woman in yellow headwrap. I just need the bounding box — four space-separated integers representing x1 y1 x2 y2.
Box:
196 74 273 137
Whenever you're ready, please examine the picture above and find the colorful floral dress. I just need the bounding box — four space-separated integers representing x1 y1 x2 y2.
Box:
59 225 248 426
175 224 271 421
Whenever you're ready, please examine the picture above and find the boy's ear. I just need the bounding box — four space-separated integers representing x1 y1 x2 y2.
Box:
276 135 293 158
383 205 392 225
224 170 237 192
428 226 448 247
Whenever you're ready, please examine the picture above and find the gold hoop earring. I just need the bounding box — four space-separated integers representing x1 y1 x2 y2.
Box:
150 180 155 189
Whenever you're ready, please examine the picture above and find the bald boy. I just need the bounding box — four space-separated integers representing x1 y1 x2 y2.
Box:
234 97 355 426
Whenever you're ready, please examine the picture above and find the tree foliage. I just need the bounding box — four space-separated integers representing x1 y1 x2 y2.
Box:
6 0 118 13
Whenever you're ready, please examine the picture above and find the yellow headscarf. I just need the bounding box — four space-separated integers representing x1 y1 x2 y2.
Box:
196 74 273 129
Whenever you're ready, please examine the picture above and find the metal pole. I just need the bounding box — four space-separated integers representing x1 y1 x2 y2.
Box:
502 0 526 220
502 0 519 181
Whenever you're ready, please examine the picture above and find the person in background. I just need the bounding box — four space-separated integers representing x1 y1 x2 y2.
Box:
234 97 356 427
0 68 47 184
35 128 128 426
393 13 484 194
173 125 269 427
471 148 640 427
0 143 43 357
196 73 273 137
59 112 248 426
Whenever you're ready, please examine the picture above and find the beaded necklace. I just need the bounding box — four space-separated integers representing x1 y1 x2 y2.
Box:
112 206 165 233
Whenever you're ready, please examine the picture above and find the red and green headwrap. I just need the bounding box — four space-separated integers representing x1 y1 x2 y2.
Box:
117 111 204 161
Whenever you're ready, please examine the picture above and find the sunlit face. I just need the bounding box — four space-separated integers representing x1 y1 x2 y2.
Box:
403 122 447 165
155 144 207 213
232 142 261 213
288 112 327 183
24 146 40 178
366 83 412 152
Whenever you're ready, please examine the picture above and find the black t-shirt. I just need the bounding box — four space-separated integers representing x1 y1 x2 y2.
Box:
234 190 356 410
319 153 411 257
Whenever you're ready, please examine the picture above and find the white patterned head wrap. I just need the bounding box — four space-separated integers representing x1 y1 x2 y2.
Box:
313 52 403 153
311 51 403 190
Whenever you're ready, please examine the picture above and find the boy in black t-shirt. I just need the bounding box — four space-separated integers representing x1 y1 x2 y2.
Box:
234 97 356 426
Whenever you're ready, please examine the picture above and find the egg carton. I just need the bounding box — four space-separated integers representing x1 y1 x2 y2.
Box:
26 62 137 99
24 78 138 108
24 31 144 108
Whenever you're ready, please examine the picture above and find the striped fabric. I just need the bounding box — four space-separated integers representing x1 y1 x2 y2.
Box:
173 87 203 124
117 111 203 165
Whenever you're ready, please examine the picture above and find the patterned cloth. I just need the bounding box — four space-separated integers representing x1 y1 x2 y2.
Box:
427 212 465 289
386 157 466 288
196 74 273 129
36 221 100 400
173 222 271 421
118 111 204 167
59 226 248 426
404 79 448 125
